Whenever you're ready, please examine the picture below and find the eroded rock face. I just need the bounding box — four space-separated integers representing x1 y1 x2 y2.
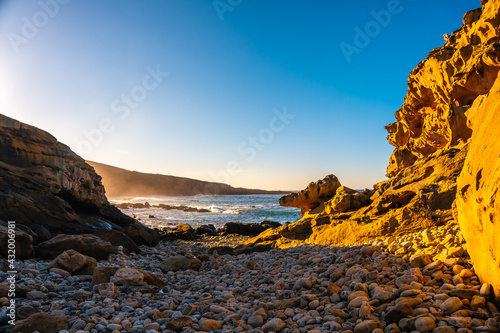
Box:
250 2 500 249
386 1 500 177
455 73 500 302
279 175 341 214
249 149 465 248
0 114 134 234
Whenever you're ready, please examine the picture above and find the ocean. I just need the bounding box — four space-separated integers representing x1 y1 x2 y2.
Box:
110 194 301 230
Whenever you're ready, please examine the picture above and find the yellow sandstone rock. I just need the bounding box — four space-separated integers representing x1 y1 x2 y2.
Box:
455 72 500 303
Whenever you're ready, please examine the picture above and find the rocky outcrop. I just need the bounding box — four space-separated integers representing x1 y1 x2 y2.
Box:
87 161 288 197
220 221 281 236
385 0 500 177
259 151 463 248
279 175 341 214
455 72 500 303
0 114 135 235
251 1 500 249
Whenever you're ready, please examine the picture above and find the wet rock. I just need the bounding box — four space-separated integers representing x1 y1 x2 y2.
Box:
293 277 312 290
440 297 463 315
410 254 432 268
91 266 118 287
96 229 141 254
120 223 160 246
159 256 202 272
262 318 285 332
165 315 193 332
35 234 114 260
195 224 218 236
48 249 97 275
162 224 197 240
220 221 280 236
97 282 115 297
6 312 67 333
415 316 436 332
199 318 222 331
111 267 144 286
354 319 383 333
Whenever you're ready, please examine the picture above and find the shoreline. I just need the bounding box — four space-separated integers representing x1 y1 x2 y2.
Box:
4 219 500 332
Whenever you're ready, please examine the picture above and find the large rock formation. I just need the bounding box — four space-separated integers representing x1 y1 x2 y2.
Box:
455 72 500 303
386 0 500 177
279 175 341 214
248 0 500 249
87 161 287 197
248 151 464 248
0 114 134 234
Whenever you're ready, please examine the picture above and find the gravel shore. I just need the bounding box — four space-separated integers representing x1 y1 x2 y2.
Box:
2 220 499 333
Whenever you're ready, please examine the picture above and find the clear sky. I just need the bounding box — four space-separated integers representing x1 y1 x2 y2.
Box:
0 0 480 191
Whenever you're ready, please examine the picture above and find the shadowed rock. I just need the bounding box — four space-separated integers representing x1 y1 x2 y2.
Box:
0 114 135 234
35 234 114 260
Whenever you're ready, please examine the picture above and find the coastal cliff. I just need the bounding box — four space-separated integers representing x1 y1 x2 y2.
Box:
248 1 500 250
87 161 287 197
0 114 134 234
385 0 500 177
455 72 500 303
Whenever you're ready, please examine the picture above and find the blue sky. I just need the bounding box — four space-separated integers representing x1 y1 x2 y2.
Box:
0 0 480 190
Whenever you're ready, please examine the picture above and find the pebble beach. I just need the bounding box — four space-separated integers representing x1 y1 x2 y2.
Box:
3 220 499 333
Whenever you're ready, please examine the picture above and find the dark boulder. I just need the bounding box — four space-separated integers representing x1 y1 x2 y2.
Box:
120 223 160 247
162 224 197 240
96 229 141 254
35 234 114 260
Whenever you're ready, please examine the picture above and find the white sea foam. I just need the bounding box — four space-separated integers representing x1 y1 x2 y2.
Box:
112 194 301 228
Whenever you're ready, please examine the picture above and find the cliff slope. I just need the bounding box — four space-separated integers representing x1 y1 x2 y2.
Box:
0 114 134 234
247 0 500 248
87 161 287 197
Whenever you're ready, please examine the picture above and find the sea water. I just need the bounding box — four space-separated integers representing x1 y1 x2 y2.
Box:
111 194 301 230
